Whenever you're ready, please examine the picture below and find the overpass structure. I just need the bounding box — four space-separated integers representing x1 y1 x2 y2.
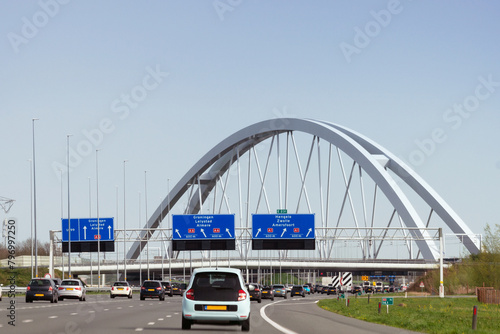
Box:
51 119 480 287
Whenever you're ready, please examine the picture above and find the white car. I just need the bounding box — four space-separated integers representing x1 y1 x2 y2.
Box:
58 279 86 301
110 281 133 298
0 283 3 301
182 268 250 331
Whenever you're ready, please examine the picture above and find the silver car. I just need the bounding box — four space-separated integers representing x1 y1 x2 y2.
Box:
58 279 86 301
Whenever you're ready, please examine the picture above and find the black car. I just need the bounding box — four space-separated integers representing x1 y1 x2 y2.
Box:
321 286 329 294
245 283 262 303
161 281 173 297
140 280 165 301
290 285 305 298
327 286 337 295
351 285 363 294
261 286 275 301
172 282 186 296
26 278 59 303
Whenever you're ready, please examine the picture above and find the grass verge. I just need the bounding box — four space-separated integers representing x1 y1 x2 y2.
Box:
318 296 500 334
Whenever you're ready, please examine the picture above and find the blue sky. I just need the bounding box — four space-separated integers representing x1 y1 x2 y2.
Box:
1 0 499 247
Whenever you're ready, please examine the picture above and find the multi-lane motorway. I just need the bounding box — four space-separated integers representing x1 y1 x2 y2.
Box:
0 293 419 334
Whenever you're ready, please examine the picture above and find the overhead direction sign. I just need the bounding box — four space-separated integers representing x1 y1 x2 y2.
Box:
172 214 235 240
62 218 114 242
252 214 315 239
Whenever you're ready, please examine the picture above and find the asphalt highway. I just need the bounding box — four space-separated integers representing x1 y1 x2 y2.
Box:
0 293 420 334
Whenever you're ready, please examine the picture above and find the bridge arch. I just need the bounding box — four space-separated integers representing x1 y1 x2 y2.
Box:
127 118 480 262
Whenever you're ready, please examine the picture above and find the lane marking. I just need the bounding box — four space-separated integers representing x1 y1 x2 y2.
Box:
49 316 58 319
22 319 33 323
260 300 299 334
71 313 78 315
147 322 155 325
158 318 164 321
135 328 143 332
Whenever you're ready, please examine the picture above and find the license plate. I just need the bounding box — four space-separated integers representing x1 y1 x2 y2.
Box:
66 288 73 291
295 292 300 294
263 291 268 294
205 305 227 311
148 289 155 291
118 288 123 290
35 294 44 297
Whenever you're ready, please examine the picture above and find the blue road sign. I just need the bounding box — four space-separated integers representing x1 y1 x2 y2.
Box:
252 214 315 239
172 214 235 240
62 218 114 242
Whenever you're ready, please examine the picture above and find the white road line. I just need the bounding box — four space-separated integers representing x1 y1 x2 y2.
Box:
260 300 299 334
71 312 78 315
22 319 33 323
166 315 172 318
158 318 164 321
147 322 155 325
135 328 143 331
129 305 134 307
117 307 122 309
49 316 58 319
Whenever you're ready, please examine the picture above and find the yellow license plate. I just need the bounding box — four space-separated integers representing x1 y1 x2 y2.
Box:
263 291 268 293
148 289 155 291
35 294 44 297
66 288 73 291
206 305 227 311
118 288 123 290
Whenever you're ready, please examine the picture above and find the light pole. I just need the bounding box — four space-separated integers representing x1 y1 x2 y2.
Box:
96 149 101 289
67 134 73 278
123 160 128 281
138 191 142 285
145 170 149 280
59 168 64 279
29 159 33 278
32 118 39 277
89 177 92 286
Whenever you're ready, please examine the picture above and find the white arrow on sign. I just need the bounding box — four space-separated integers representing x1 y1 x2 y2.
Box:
175 229 181 238
306 228 312 237
226 228 232 238
255 228 261 237
108 225 112 239
281 228 287 237
201 229 207 238
83 226 87 240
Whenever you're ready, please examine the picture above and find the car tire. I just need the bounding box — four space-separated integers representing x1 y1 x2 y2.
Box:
58 297 63 301
258 298 262 304
290 295 293 298
284 295 287 299
160 296 165 301
140 296 145 301
128 293 132 299
182 315 191 330
169 293 173 297
271 297 274 301
241 318 250 332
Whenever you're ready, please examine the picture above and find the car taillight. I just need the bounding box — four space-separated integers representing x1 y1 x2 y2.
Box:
49 286 53 291
141 286 145 290
125 287 129 291
156 287 161 290
185 289 194 300
112 287 115 291
238 290 247 301
58 287 64 290
255 288 260 292
27 286 30 291
75 287 81 291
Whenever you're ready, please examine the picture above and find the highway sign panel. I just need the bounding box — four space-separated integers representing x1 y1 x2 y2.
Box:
172 214 235 240
381 297 394 305
252 214 315 239
62 218 114 242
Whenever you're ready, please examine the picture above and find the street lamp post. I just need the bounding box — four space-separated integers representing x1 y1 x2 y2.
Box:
67 134 73 278
29 159 33 278
32 118 39 277
123 160 128 281
96 149 101 289
145 171 149 280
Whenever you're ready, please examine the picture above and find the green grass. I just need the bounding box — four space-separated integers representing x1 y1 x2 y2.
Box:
318 296 500 334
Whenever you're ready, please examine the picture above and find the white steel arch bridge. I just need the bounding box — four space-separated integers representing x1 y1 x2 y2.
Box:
120 118 480 266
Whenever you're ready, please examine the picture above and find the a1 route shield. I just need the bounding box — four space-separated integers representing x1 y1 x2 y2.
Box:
252 214 315 239
172 214 235 240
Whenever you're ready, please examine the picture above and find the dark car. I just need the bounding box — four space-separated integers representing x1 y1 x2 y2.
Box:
245 283 262 303
327 286 337 295
161 281 173 297
140 280 165 301
351 285 363 294
364 285 374 293
314 285 323 293
321 286 329 294
290 285 305 298
26 278 58 303
172 282 186 296
272 284 287 299
261 286 274 301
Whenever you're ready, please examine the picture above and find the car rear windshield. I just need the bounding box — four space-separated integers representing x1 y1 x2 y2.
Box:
114 282 129 287
61 280 80 286
143 281 160 288
161 282 171 287
191 272 242 301
29 279 52 286
273 285 284 288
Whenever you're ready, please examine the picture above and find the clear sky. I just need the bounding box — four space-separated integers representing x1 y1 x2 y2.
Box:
1 0 499 246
